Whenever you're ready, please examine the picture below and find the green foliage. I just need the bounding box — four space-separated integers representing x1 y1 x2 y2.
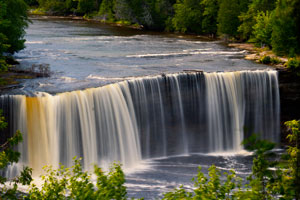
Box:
163 165 241 199
259 55 271 64
271 0 299 56
0 110 33 199
238 0 276 40
285 57 300 75
282 120 300 199
0 0 28 54
201 0 218 36
77 0 97 15
171 0 203 34
217 0 240 37
252 11 272 47
270 56 281 65
37 0 77 14
26 158 128 200
0 0 28 70
243 134 279 199
98 0 116 22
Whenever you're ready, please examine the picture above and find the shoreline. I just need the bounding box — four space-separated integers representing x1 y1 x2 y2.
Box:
227 43 288 69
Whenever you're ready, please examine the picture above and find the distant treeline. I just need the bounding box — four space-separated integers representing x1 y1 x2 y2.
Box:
24 0 300 56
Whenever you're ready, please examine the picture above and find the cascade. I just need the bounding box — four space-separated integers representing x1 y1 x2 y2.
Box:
0 70 280 176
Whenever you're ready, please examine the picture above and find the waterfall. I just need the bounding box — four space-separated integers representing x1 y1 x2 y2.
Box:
0 70 280 176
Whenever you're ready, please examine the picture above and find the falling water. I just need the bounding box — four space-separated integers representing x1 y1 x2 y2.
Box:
0 70 280 177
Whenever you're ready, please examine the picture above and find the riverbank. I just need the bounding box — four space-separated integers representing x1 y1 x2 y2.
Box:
228 43 288 69
0 65 50 93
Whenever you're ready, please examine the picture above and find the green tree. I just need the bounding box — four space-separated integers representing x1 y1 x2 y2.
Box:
201 0 218 37
252 11 272 47
172 0 203 34
271 0 298 56
152 0 174 30
0 0 28 54
217 0 240 38
238 0 276 40
77 0 97 15
98 0 115 21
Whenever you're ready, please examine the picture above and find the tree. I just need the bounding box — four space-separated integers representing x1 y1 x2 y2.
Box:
172 0 203 34
0 0 28 54
238 0 276 40
252 11 272 47
77 0 97 15
0 0 28 70
271 0 298 56
217 0 240 38
98 0 115 21
201 0 218 37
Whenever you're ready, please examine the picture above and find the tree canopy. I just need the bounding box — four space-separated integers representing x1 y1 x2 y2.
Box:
0 0 28 69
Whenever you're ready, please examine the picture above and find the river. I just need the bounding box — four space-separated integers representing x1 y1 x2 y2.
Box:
2 16 280 199
15 16 269 94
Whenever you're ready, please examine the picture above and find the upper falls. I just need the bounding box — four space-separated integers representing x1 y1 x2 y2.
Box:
0 70 280 176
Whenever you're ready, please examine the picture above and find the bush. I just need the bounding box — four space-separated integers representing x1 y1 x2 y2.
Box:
259 55 271 64
270 56 282 65
286 57 300 70
26 158 128 200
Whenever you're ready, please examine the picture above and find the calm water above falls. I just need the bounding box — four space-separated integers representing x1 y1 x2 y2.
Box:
15 16 270 94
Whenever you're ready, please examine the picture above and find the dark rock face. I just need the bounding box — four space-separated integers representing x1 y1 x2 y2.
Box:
278 69 300 143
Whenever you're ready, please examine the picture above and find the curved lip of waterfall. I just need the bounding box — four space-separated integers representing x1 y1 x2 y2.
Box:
5 69 278 97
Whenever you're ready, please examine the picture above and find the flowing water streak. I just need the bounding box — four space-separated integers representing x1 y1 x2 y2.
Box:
0 70 280 177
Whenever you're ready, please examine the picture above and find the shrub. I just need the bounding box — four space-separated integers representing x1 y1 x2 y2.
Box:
259 55 271 64
286 57 300 73
270 56 281 65
26 158 128 200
